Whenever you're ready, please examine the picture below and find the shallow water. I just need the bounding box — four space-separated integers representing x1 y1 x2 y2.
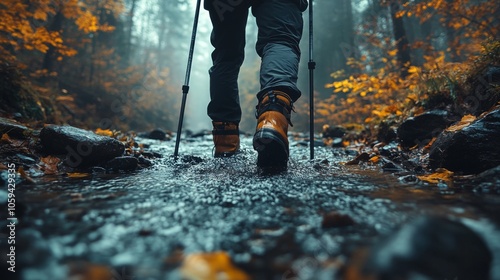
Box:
5 134 500 280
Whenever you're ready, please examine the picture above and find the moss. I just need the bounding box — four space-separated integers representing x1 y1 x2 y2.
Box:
0 63 51 121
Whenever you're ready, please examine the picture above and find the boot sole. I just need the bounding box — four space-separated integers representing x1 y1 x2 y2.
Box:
253 128 289 169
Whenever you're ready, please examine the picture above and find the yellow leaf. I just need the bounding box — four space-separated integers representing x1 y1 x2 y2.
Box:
417 168 454 184
67 172 91 178
1 133 12 143
95 128 114 137
180 251 250 280
387 49 398 57
446 114 476 132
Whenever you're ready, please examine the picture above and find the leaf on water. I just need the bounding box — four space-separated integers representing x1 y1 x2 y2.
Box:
180 251 250 280
67 172 91 178
417 168 454 184
40 156 60 175
446 114 476 132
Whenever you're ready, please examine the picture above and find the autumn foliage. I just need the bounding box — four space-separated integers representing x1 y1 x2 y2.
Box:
317 0 499 135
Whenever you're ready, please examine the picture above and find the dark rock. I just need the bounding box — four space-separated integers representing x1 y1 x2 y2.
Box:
381 160 403 173
190 130 210 138
137 156 153 167
377 121 397 143
460 165 500 193
40 125 124 167
322 125 346 138
105 156 138 172
0 117 29 138
484 66 500 85
397 110 458 147
321 212 355 228
363 216 492 280
429 108 500 174
148 129 167 140
378 142 400 159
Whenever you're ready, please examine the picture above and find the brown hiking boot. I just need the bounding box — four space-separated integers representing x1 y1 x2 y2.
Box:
253 90 293 169
212 122 240 157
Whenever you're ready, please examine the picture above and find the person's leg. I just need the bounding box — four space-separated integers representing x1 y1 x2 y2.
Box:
252 0 306 102
205 0 250 157
206 0 251 123
251 0 307 169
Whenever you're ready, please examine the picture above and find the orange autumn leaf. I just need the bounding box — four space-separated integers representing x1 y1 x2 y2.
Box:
1 133 12 143
180 251 250 280
67 172 91 178
40 156 61 175
446 114 476 132
95 128 114 137
18 166 35 184
417 168 454 184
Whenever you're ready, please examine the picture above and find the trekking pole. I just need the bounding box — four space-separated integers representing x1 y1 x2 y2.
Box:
308 0 316 160
173 0 202 159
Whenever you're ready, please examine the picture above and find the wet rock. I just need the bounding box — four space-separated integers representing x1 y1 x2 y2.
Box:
397 110 458 147
363 216 492 280
322 125 346 138
321 212 355 228
148 129 168 140
40 125 125 167
460 165 500 193
429 108 500 174
484 66 500 85
105 156 138 172
377 121 397 143
0 117 29 138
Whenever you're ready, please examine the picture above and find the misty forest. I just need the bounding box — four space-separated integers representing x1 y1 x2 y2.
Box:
1 0 500 279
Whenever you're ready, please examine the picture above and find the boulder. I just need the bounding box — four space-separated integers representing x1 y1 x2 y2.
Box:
362 216 492 280
429 108 500 174
105 156 138 172
0 117 29 138
40 125 124 167
397 110 457 147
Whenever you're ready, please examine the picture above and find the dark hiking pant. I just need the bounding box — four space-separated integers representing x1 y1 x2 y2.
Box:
205 0 308 123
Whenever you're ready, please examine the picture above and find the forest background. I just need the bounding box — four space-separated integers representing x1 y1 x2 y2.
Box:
0 0 498 136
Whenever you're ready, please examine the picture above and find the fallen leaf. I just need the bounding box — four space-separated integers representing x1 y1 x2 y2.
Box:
417 168 454 184
446 114 476 132
67 172 91 178
369 155 380 163
18 166 35 184
95 128 114 137
40 156 61 175
1 133 12 143
180 251 250 280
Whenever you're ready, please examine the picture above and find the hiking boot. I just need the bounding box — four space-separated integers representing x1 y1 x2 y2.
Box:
212 121 240 157
253 90 293 169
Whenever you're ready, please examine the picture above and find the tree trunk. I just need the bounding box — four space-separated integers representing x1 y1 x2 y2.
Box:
41 10 64 74
389 1 411 78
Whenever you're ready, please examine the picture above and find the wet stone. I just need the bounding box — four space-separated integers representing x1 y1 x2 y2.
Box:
105 156 138 172
0 116 29 138
397 110 457 148
362 215 492 280
429 108 500 174
40 125 125 167
143 129 168 140
321 212 355 228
